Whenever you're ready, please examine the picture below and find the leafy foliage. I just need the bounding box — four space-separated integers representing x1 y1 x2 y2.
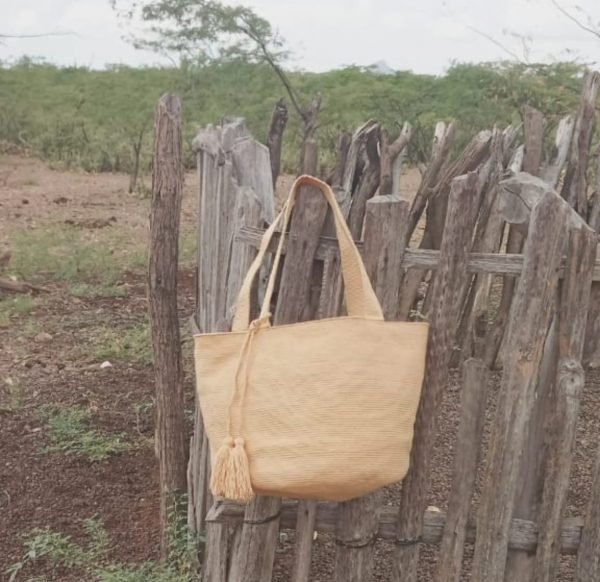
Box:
112 0 286 65
0 58 589 174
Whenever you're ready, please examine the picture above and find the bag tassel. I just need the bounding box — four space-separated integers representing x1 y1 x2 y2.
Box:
210 436 255 503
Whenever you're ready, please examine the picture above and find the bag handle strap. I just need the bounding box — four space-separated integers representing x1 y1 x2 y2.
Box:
232 175 383 331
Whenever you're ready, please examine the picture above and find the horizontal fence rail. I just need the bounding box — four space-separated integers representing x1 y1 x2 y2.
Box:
207 500 584 556
237 225 600 280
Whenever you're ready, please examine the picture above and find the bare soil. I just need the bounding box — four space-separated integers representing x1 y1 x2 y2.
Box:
0 155 597 581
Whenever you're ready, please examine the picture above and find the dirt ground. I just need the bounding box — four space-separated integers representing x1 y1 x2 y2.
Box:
0 155 598 581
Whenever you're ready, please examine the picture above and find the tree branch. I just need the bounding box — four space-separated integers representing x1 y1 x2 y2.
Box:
236 17 308 123
551 0 600 39
464 24 527 63
0 31 75 39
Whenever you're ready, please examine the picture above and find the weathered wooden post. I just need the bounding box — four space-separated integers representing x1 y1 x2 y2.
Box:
535 225 597 582
147 93 188 558
561 71 600 217
393 173 479 581
333 194 411 582
471 191 569 581
188 119 275 580
398 130 491 320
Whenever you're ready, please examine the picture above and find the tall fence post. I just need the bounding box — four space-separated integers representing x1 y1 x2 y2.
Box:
535 225 597 581
471 192 569 581
393 173 479 581
189 119 275 581
147 93 188 558
332 194 410 582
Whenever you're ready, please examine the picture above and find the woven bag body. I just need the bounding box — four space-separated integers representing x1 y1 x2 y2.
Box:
193 175 429 503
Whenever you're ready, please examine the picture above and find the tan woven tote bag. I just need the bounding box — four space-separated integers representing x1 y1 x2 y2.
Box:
193 175 429 503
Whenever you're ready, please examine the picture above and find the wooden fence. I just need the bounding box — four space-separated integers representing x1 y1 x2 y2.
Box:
187 72 600 581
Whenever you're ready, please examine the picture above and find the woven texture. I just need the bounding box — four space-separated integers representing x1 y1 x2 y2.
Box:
193 175 429 502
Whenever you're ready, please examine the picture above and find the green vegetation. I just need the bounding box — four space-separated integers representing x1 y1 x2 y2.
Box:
93 321 153 365
0 295 35 326
7 515 197 582
40 406 130 461
6 221 195 285
10 225 122 283
0 59 587 177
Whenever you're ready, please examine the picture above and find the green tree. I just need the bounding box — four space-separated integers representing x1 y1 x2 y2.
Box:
111 0 321 166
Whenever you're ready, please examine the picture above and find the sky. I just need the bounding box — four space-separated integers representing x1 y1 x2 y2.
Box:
1 0 599 75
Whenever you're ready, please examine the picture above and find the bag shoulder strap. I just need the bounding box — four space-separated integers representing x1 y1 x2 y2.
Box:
232 175 383 331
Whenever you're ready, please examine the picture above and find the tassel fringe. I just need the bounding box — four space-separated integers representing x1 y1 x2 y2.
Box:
210 436 255 503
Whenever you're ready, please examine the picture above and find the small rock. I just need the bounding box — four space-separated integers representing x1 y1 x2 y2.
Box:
34 332 53 343
100 361 113 369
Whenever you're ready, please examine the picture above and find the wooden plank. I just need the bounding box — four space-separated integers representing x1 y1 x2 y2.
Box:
584 155 600 369
208 501 585 555
578 444 600 579
347 124 380 238
434 358 490 582
332 195 410 582
504 317 558 582
228 141 328 582
406 121 456 238
191 142 226 577
535 225 597 582
228 498 283 582
522 106 545 175
398 130 491 319
484 144 524 369
452 129 503 361
456 129 505 361
392 122 412 196
379 126 410 196
561 71 600 216
192 120 276 581
491 107 543 377
237 225 600 280
290 137 320 582
393 173 480 582
334 495 380 582
329 130 352 189
335 120 378 216
291 502 317 582
320 122 382 319
363 195 411 318
576 214 600 582
471 192 569 581
504 107 551 580
502 123 522 166
542 114 575 188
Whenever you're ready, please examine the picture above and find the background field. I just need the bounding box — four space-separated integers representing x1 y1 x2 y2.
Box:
0 59 590 183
